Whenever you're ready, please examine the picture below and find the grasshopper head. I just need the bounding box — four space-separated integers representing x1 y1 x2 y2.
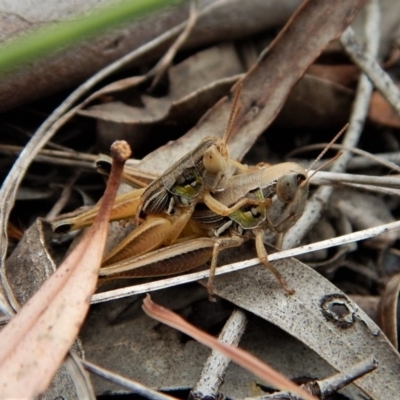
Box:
202 142 229 175
269 173 309 233
275 163 307 204
201 143 229 190
276 172 307 203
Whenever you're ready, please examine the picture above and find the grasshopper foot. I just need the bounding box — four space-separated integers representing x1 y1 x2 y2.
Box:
208 294 217 303
268 263 295 295
271 268 295 296
283 284 296 296
207 284 217 302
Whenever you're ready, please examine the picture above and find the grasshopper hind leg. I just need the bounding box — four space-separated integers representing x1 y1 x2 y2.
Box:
207 241 221 302
206 235 245 301
254 229 295 295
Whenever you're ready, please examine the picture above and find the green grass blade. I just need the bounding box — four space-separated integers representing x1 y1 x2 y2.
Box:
0 0 182 75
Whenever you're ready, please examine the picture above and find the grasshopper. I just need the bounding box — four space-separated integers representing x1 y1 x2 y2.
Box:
98 127 344 297
52 79 344 297
98 161 310 296
98 161 306 271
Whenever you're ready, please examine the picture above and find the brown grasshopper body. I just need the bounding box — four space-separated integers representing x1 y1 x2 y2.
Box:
98 129 345 296
53 148 320 298
99 161 310 296
51 135 231 235
53 89 342 297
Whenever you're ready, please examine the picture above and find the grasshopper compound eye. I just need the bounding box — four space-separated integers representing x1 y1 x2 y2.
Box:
297 173 307 186
276 173 306 203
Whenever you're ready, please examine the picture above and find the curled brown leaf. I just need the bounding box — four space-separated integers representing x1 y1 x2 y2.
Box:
0 141 130 397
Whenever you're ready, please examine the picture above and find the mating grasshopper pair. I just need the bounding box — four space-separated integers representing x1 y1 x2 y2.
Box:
52 88 330 297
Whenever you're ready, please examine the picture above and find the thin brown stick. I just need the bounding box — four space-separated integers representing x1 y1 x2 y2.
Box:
143 295 317 400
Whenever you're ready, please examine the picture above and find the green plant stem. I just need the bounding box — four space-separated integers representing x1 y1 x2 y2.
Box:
0 0 182 75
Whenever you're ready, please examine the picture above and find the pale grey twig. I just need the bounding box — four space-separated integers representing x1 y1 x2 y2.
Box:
289 143 400 173
65 353 96 400
341 28 400 117
292 151 400 171
46 172 81 219
322 182 400 197
304 356 378 397
349 151 400 169
309 170 400 188
190 309 247 400
309 170 400 196
0 144 142 169
242 356 377 399
283 0 381 249
82 359 176 400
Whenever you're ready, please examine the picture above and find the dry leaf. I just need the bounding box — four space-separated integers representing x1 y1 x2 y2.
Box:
83 284 367 397
0 141 130 397
6 219 57 305
0 1 304 112
211 258 400 400
369 88 400 128
80 44 243 124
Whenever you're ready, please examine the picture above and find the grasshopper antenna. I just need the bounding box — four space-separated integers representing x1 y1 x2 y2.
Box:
306 151 342 182
305 123 348 182
221 83 243 147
